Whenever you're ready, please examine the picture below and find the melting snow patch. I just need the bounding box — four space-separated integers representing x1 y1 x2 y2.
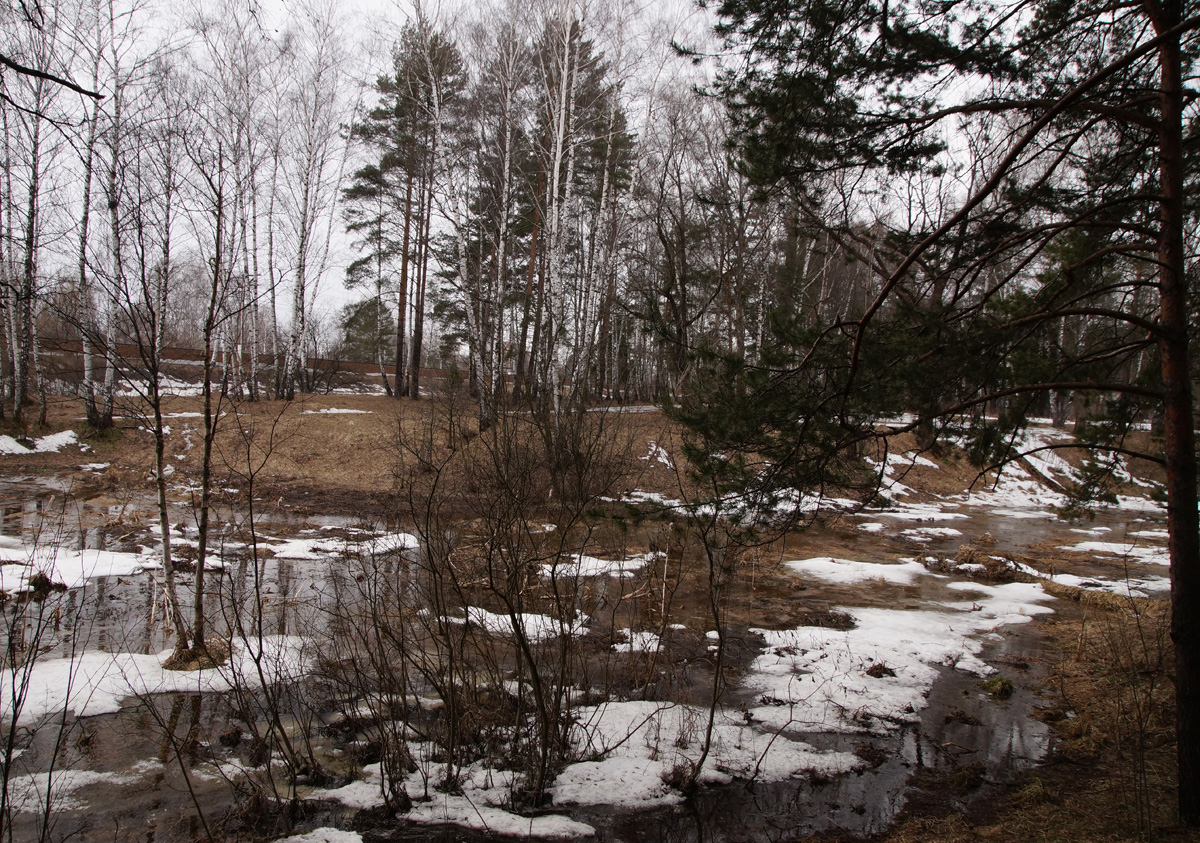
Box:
872 503 968 522
445 607 586 643
745 583 1054 735
1059 541 1168 566
277 829 364 843
5 769 135 813
300 408 373 415
543 551 664 580
265 537 343 560
0 436 32 455
0 545 153 593
900 527 963 542
353 532 420 555
0 636 310 727
639 441 673 468
986 508 1055 519
34 431 79 453
559 701 857 804
119 375 202 398
607 489 685 509
1115 495 1165 513
613 629 661 653
0 431 81 455
1044 572 1170 598
858 522 886 533
311 764 386 809
401 761 595 837
785 557 931 586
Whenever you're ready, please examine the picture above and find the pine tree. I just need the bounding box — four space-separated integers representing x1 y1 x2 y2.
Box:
690 0 1200 823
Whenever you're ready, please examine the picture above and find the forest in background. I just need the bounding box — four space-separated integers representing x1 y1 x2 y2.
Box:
0 0 855 423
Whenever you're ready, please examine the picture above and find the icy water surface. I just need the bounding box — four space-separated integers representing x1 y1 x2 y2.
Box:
0 469 1168 842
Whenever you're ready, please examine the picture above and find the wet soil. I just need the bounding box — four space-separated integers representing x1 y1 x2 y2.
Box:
0 403 1174 843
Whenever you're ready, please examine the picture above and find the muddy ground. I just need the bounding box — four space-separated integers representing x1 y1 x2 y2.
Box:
0 391 1194 842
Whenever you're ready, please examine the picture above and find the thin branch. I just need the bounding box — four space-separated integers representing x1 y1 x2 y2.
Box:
0 53 103 100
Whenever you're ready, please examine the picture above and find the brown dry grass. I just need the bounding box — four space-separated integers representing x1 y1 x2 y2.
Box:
6 393 693 519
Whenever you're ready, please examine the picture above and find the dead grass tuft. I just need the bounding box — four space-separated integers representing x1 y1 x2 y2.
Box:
1040 580 1149 613
162 639 231 671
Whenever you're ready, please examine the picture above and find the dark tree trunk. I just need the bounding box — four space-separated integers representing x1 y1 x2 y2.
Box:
1153 4 1199 826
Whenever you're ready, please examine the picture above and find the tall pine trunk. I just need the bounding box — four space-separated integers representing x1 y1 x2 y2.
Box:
1153 5 1200 824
